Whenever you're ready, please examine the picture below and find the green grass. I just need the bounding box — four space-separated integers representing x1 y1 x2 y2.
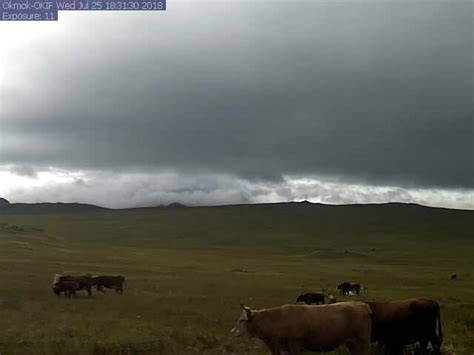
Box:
0 203 472 354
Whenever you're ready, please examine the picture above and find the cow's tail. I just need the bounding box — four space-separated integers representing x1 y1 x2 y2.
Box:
436 302 443 348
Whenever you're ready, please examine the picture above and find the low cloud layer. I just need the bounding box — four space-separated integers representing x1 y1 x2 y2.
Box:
0 0 472 208
1 167 472 210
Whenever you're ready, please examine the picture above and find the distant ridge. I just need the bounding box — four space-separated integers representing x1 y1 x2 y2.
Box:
197 200 469 212
166 202 187 209
0 201 108 214
0 197 471 214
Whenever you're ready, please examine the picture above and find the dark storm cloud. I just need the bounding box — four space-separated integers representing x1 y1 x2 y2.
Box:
1 0 472 188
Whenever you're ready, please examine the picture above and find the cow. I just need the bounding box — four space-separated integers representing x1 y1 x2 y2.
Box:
92 275 125 294
450 273 457 280
337 282 351 295
296 292 326 305
366 298 442 354
351 283 361 295
231 302 372 355
337 282 360 296
53 274 93 296
52 281 79 297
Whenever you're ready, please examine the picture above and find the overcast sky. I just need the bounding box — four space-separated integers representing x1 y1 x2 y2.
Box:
0 0 472 209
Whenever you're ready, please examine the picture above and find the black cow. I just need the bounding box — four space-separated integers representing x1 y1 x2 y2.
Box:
351 283 361 295
53 281 79 297
296 292 326 305
337 282 352 295
53 274 93 296
337 282 361 295
92 275 125 294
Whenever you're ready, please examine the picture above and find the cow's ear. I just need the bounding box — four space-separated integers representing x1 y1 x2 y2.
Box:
242 305 253 319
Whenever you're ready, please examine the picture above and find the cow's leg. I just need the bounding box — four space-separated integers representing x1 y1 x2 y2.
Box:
429 335 442 355
262 338 282 355
413 344 426 355
345 340 359 355
346 339 371 355
287 340 302 355
372 342 385 354
417 340 429 354
386 344 404 355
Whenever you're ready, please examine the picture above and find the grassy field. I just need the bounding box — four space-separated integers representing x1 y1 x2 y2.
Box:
0 203 472 354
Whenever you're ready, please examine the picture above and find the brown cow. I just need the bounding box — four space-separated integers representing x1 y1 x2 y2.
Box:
366 298 442 354
296 292 326 305
231 302 372 355
53 274 93 296
52 281 79 297
92 275 125 294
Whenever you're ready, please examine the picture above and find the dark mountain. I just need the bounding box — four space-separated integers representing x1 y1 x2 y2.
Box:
0 201 108 214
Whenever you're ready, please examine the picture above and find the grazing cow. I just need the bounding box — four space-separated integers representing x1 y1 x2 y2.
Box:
296 292 326 305
52 281 79 297
92 275 125 294
53 274 93 296
231 302 372 355
337 282 352 295
450 273 457 280
366 298 442 354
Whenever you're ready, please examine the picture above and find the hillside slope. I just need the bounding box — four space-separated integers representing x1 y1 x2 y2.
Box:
1 201 471 247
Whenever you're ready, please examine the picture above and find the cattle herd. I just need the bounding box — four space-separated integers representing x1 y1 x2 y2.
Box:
51 276 442 354
52 274 125 297
232 282 442 355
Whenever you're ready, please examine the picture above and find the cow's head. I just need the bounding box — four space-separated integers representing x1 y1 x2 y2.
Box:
231 304 255 337
296 294 304 302
52 285 61 296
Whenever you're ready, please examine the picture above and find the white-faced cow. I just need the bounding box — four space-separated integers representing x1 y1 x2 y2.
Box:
231 302 372 355
52 281 79 297
52 274 93 296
